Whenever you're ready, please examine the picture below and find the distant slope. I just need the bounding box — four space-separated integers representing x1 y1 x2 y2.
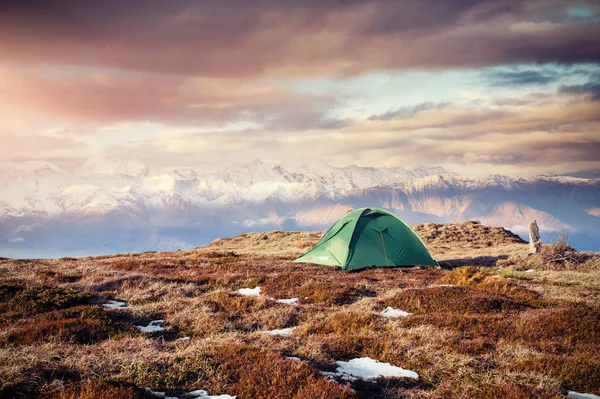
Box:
204 221 527 260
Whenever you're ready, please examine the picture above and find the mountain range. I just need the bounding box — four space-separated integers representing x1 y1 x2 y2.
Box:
1 159 598 257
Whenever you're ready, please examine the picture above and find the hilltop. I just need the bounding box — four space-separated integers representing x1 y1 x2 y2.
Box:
205 221 526 257
1 222 599 399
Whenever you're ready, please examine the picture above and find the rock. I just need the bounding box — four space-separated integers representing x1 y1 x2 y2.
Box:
529 220 542 254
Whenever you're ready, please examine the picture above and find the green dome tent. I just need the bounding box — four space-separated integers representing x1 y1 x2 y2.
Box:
294 207 436 271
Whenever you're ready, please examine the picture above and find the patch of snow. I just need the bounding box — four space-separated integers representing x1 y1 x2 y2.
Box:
146 388 235 399
186 390 236 399
325 357 418 381
145 388 179 399
276 298 298 305
137 320 165 333
568 392 600 399
176 336 190 341
436 284 453 287
238 287 261 296
103 300 127 308
285 356 302 362
524 269 534 273
381 307 412 318
265 327 296 336
492 275 501 278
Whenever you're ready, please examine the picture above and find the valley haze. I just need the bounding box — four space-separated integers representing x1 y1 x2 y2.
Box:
1 159 598 258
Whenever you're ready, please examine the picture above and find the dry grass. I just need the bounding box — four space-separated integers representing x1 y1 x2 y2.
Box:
1 221 599 398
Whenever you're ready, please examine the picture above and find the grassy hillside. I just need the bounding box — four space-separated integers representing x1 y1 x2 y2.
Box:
1 222 599 399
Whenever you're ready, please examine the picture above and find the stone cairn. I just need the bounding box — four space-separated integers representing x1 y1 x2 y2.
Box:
528 220 542 254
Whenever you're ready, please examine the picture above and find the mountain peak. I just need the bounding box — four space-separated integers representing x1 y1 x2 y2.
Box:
81 158 149 176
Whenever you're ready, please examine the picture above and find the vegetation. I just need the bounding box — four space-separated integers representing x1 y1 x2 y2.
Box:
0 222 599 398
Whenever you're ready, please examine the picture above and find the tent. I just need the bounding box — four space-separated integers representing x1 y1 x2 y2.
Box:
294 207 436 271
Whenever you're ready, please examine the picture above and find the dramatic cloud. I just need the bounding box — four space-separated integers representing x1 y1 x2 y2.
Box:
0 67 339 128
559 81 600 100
0 1 599 77
0 1 599 178
484 68 560 86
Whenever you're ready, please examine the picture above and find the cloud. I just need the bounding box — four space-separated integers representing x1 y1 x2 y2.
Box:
559 81 600 100
0 1 599 77
0 67 341 129
368 102 450 121
484 68 560 86
90 96 600 178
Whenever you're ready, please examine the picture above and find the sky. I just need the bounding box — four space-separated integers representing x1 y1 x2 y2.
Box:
0 0 599 177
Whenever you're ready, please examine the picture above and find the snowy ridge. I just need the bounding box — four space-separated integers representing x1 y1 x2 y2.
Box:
1 159 599 256
0 159 596 218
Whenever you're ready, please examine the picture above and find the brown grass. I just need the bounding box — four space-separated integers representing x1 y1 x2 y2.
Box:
50 380 155 399
1 305 137 347
1 221 599 398
0 283 91 318
381 286 530 314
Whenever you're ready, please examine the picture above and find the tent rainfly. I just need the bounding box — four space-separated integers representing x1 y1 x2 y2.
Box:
294 207 436 271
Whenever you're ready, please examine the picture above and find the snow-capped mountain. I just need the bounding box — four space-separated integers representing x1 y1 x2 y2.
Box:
1 159 598 257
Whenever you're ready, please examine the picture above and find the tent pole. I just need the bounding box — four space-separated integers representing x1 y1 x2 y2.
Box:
379 231 389 267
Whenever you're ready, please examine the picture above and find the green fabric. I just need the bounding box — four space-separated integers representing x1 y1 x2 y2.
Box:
294 207 436 271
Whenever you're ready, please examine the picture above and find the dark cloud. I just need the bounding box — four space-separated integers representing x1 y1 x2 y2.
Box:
559 81 600 100
0 0 599 77
484 68 560 86
368 102 450 121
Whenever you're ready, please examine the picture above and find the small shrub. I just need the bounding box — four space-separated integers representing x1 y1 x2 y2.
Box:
298 312 384 336
512 354 600 395
50 379 155 399
466 382 562 399
2 306 137 346
320 335 385 361
112 258 142 271
438 267 489 286
0 284 91 317
203 291 270 314
438 267 547 307
516 305 600 354
299 282 375 306
382 286 528 314
127 344 354 398
202 250 239 259
403 313 513 341
539 234 579 263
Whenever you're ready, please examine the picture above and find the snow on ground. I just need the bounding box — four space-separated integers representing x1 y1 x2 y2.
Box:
145 388 178 399
237 287 261 296
525 269 534 273
323 357 419 381
285 356 302 362
381 307 412 318
137 320 165 333
265 327 296 336
102 300 127 308
176 336 190 341
146 388 235 399
187 390 236 398
276 298 298 305
568 392 600 399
